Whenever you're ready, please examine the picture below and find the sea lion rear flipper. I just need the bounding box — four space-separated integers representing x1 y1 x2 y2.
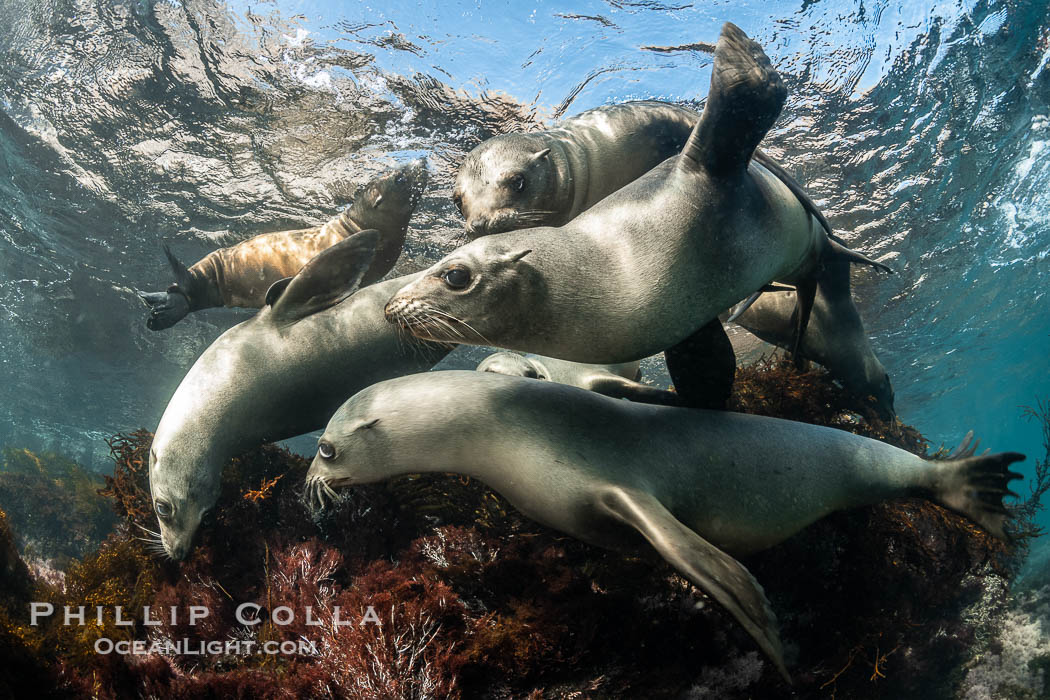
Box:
139 289 190 331
825 236 893 274
664 317 735 409
680 23 786 175
268 229 379 324
137 244 213 330
932 449 1025 541
586 375 681 406
596 486 790 683
788 279 817 368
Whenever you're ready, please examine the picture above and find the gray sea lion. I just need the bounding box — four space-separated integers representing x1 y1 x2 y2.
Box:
476 351 678 404
139 159 428 330
454 101 697 236
729 258 896 416
306 371 1024 682
385 24 887 374
147 231 452 561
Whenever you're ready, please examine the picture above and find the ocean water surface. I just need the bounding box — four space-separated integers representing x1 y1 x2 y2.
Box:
0 0 1047 536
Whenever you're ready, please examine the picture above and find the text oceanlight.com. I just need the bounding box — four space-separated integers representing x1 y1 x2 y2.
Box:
29 603 383 656
95 638 321 656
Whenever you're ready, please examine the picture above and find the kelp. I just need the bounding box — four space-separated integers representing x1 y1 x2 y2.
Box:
0 359 1039 698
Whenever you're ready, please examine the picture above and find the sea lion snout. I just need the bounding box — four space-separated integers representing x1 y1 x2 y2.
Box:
168 541 188 562
467 215 490 237
402 158 429 204
383 294 413 325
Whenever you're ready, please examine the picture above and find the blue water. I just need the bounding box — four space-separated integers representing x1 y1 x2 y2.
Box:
0 0 1047 533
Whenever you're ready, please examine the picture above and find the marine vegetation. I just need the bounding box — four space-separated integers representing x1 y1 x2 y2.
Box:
0 358 1042 699
0 446 116 568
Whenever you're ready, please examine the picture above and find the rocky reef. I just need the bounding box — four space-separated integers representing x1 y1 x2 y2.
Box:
0 359 1043 699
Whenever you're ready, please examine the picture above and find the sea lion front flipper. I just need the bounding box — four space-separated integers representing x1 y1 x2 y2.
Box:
680 23 786 175
268 229 379 324
789 278 817 368
726 284 795 324
586 375 681 406
596 486 790 683
664 317 735 409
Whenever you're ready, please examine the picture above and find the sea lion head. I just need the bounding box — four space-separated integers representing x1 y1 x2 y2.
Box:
148 403 225 562
867 365 895 419
383 239 543 346
346 158 428 235
454 134 564 237
305 374 469 504
476 351 549 380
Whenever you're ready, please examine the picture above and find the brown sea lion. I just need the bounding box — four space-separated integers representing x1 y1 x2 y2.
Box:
140 159 427 329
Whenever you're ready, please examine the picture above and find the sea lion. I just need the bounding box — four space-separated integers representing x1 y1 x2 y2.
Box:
385 24 887 373
147 231 452 561
729 257 896 416
454 101 697 236
476 351 678 404
139 159 428 330
306 371 1024 682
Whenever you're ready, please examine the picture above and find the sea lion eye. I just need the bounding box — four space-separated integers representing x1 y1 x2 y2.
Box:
442 267 471 289
373 193 383 208
452 193 463 214
318 441 336 460
509 174 526 193
155 500 174 519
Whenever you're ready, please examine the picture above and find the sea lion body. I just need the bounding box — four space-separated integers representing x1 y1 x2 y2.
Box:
476 351 677 404
389 153 823 364
149 235 451 560
141 160 427 328
455 101 697 236
307 371 1023 680
731 258 895 415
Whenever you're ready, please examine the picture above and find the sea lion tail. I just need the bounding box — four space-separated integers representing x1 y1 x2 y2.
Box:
825 237 894 274
931 446 1025 541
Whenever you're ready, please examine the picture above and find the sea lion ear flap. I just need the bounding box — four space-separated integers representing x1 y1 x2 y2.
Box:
268 229 379 324
264 277 294 307
500 248 532 264
529 148 551 165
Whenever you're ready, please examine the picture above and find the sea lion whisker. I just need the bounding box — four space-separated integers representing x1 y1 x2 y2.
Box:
421 308 468 341
321 480 341 505
422 306 490 344
451 316 493 345
306 476 323 511
421 311 468 343
132 521 161 537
